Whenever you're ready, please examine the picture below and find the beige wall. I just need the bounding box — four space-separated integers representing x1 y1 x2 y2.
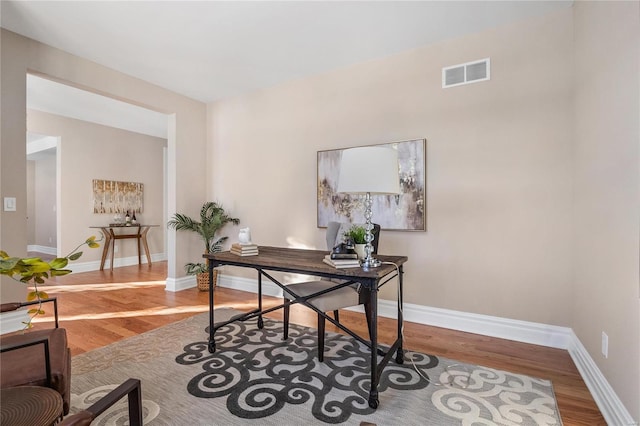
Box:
209 9 575 326
0 29 207 299
27 110 166 262
31 154 56 248
0 29 28 302
1 2 637 420
26 160 37 245
209 4 639 420
573 1 640 420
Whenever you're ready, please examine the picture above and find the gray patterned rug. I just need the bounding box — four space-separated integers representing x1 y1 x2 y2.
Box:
69 308 562 425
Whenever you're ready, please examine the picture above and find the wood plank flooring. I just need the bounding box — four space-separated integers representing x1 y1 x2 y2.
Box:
30 261 604 425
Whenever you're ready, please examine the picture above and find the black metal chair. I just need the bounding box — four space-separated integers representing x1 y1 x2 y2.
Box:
282 221 381 361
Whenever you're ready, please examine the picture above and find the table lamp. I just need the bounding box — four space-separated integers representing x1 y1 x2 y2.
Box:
337 146 400 268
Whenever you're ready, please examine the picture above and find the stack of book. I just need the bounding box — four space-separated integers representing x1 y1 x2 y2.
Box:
330 251 358 260
323 254 361 269
230 243 259 256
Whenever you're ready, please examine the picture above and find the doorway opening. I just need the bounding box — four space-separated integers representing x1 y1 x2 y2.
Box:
26 73 171 271
26 133 59 260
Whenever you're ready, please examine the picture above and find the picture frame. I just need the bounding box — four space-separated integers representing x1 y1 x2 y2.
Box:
317 139 426 231
93 179 144 214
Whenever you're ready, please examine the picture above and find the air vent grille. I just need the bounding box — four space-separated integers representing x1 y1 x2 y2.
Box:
442 58 490 88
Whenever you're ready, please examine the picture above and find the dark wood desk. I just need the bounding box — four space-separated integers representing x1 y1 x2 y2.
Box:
90 225 158 271
204 246 407 409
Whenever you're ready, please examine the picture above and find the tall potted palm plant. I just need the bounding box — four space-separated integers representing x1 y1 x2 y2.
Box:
167 201 240 291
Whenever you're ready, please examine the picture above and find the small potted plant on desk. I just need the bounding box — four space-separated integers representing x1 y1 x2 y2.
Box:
344 224 367 260
167 201 240 291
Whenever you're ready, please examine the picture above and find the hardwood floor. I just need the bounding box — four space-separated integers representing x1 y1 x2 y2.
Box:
31 261 604 425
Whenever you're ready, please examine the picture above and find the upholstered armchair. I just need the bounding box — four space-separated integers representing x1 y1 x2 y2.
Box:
0 298 71 415
1 298 142 425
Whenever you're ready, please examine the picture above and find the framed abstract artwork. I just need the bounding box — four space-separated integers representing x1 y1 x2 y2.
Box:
317 139 426 231
92 179 144 214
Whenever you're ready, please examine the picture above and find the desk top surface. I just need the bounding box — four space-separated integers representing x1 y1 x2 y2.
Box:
205 245 407 280
90 224 158 228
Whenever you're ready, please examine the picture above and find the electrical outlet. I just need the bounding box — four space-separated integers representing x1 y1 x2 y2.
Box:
114 244 119 253
601 332 608 358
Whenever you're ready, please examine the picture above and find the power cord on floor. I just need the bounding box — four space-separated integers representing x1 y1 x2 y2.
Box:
380 261 470 389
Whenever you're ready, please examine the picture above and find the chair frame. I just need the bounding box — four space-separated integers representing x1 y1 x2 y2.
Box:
1 296 72 415
0 297 62 389
1 297 60 328
0 334 54 387
60 378 143 426
283 222 381 361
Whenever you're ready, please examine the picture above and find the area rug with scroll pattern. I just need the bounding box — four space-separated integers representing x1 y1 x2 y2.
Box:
69 308 562 425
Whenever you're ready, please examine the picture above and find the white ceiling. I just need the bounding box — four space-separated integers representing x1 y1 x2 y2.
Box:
27 74 169 139
3 1 572 139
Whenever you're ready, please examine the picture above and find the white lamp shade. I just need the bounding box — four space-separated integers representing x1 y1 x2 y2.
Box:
337 146 401 194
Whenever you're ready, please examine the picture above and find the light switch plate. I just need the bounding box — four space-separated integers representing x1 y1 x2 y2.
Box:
4 197 16 211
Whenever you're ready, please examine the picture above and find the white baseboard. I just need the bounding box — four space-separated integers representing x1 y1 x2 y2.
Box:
27 244 57 256
217 274 572 349
166 275 196 292
66 253 167 273
217 273 634 424
567 331 636 426
378 301 573 350
217 274 282 297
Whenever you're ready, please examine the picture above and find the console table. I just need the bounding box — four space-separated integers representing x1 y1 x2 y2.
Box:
90 225 158 271
204 246 407 409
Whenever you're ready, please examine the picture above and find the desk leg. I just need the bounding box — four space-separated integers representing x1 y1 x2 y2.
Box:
140 227 152 266
208 260 216 353
257 272 264 329
368 286 379 409
396 265 405 364
99 230 111 271
136 228 142 265
109 230 116 272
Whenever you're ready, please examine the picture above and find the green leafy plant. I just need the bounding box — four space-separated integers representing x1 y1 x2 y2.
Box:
167 201 240 275
344 225 367 245
0 235 101 327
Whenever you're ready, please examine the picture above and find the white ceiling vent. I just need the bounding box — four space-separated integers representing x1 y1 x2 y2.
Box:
442 58 490 88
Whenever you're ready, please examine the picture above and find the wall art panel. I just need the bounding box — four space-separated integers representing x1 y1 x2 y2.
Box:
317 139 426 231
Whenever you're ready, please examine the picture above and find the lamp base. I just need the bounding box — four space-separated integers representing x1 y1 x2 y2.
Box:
361 257 382 269
360 192 381 270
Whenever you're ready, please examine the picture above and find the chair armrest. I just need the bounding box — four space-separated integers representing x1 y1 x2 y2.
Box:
0 334 53 386
60 378 142 426
0 297 59 328
0 303 23 313
0 332 50 352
